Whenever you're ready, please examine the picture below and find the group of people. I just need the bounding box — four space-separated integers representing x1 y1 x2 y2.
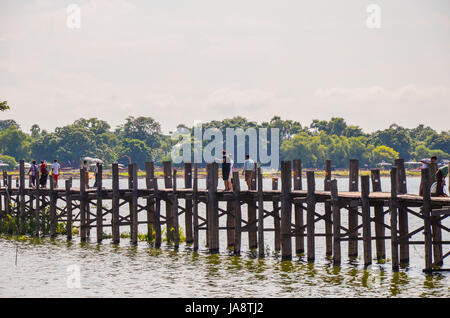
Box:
217 151 256 191
419 156 448 197
26 159 61 188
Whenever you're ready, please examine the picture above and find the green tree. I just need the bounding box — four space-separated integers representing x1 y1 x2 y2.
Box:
370 124 411 160
0 155 17 170
0 126 31 160
0 119 20 130
370 145 399 165
118 138 153 168
0 100 10 111
117 116 162 149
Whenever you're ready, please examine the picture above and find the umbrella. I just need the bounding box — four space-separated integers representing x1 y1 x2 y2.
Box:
15 162 31 169
377 161 392 166
82 157 104 164
0 163 9 168
404 161 421 165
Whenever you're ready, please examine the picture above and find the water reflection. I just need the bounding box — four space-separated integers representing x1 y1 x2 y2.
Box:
0 236 448 297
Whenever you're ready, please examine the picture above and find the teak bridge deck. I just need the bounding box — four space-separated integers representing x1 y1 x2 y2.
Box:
1 159 449 273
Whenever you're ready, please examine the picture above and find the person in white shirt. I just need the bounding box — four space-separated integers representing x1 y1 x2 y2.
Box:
51 159 61 188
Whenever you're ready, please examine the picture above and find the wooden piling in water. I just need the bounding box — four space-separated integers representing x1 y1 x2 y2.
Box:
232 171 241 255
257 167 264 257
184 162 193 244
145 162 155 242
370 169 385 260
422 168 433 272
348 159 359 258
395 158 409 265
111 164 120 244
96 164 103 243
324 159 332 256
65 178 72 241
172 169 180 248
331 179 341 265
19 160 25 234
207 163 219 253
429 162 443 267
49 175 57 238
272 178 280 252
280 161 292 260
390 167 399 271
34 171 41 237
293 159 304 254
153 176 162 248
7 174 12 233
361 175 372 266
80 168 87 242
130 163 138 245
306 171 316 262
248 166 258 250
163 161 173 242
193 163 199 251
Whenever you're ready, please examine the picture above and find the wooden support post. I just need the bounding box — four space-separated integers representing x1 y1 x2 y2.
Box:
331 179 341 265
248 164 257 250
130 163 138 245
7 174 12 234
153 177 162 248
257 167 264 257
19 160 25 234
65 178 72 241
80 168 87 242
324 159 332 256
361 175 372 266
293 159 304 254
111 164 120 244
34 170 40 237
49 175 57 238
163 161 173 242
272 178 280 252
306 171 316 262
232 171 241 255
370 169 385 260
193 163 199 251
207 163 219 253
422 168 433 272
145 162 155 242
184 162 193 244
428 162 443 266
226 200 234 248
172 169 180 248
390 167 399 272
96 164 103 243
348 158 359 258
395 158 409 265
280 161 292 260
0 187 3 230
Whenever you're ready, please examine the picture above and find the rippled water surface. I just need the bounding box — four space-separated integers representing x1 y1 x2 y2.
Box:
0 177 449 297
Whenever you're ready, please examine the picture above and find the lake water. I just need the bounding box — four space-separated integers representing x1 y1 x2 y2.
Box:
0 177 449 297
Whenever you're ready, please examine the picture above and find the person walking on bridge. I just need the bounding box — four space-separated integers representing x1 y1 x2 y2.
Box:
242 154 255 190
51 159 61 188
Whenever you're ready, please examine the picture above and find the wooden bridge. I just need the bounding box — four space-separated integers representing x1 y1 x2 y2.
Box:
1 159 449 273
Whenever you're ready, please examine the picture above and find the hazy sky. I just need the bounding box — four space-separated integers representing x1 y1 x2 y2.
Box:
0 0 449 134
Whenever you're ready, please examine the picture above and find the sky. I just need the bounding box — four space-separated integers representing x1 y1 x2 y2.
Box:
0 0 449 134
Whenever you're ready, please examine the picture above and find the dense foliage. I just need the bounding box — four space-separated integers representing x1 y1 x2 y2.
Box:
0 116 448 169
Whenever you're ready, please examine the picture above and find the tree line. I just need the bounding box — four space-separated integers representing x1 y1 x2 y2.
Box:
0 114 449 169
